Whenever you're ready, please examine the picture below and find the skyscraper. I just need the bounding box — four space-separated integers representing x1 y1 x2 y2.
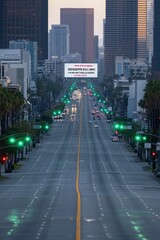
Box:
9 40 38 81
147 0 154 67
138 0 147 60
94 35 99 63
152 0 160 79
60 8 94 63
0 0 48 61
104 0 147 77
49 25 69 59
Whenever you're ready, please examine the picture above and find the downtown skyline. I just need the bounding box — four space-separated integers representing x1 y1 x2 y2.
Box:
48 0 105 41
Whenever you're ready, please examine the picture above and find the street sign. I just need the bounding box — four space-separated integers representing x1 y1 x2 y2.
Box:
156 142 160 151
124 125 132 130
33 125 41 129
144 143 151 149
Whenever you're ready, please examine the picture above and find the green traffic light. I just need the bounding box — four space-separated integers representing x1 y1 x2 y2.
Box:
9 137 16 144
114 123 119 129
142 136 147 141
135 134 147 142
135 135 141 141
53 111 57 115
17 140 24 147
25 136 31 142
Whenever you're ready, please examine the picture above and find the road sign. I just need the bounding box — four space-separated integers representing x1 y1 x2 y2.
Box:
144 142 151 149
124 125 132 130
156 142 160 151
33 125 41 129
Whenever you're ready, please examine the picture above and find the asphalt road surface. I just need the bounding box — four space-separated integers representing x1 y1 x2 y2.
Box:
0 90 160 240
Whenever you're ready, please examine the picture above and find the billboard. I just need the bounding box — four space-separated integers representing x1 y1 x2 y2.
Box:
64 63 98 78
0 49 21 61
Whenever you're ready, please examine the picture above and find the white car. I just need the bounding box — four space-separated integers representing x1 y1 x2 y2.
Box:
94 124 98 128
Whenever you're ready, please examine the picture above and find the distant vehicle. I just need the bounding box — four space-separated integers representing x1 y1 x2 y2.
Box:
89 120 92 124
94 124 98 128
112 136 119 142
107 119 111 123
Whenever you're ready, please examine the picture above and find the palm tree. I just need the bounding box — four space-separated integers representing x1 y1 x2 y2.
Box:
139 80 160 139
0 87 24 135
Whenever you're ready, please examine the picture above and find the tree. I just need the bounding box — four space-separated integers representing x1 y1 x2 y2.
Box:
139 79 160 139
0 87 24 135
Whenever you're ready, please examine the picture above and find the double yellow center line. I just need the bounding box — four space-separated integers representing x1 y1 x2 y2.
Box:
76 100 83 240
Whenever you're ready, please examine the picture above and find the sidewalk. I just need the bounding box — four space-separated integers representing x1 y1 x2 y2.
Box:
126 143 160 183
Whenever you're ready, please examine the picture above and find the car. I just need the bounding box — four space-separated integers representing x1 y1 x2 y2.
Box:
107 119 111 123
94 124 98 128
112 136 119 142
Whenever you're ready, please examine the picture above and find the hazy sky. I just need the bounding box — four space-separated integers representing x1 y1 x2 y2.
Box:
48 0 105 40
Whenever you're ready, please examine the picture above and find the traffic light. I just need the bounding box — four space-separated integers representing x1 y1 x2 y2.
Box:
135 134 147 142
17 140 24 147
142 136 147 141
44 124 49 130
152 151 156 157
8 137 16 144
114 123 124 130
114 123 120 129
25 136 31 143
119 124 124 130
135 135 141 141
0 154 8 164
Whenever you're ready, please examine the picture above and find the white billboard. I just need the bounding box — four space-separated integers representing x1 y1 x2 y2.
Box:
64 63 98 78
0 49 21 61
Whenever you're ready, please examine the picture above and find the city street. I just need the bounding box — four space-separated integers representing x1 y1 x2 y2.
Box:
0 91 160 240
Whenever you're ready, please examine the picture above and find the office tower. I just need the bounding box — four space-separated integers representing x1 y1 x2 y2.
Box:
104 0 138 77
104 0 147 77
0 0 48 60
147 0 154 67
9 40 38 82
94 35 99 63
138 0 147 60
60 8 94 63
49 25 69 59
152 0 160 79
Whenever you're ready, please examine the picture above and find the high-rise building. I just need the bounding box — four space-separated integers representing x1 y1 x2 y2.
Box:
104 0 138 77
0 0 48 61
138 0 147 60
49 25 69 59
9 40 38 81
60 8 94 63
152 0 160 79
147 0 154 67
94 35 99 63
104 0 147 77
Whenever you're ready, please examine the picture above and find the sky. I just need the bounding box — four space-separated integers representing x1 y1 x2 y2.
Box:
48 0 105 41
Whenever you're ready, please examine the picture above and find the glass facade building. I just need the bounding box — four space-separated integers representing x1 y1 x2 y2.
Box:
104 0 147 77
9 40 38 81
138 0 147 60
0 0 48 61
104 0 138 77
49 25 70 59
152 0 160 79
60 8 94 63
147 0 154 67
